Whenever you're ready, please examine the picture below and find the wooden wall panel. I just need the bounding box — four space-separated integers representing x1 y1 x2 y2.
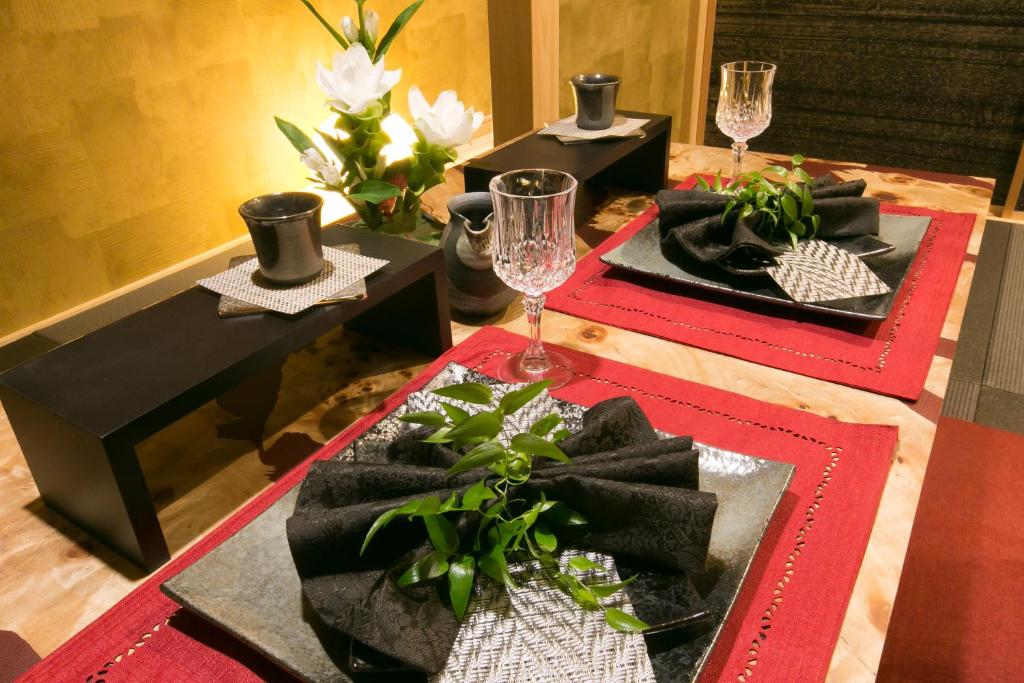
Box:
704 1 1024 206
0 0 490 338
558 0 697 141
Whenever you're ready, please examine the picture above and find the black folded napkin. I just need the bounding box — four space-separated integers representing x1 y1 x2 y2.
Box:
656 176 880 273
286 396 719 674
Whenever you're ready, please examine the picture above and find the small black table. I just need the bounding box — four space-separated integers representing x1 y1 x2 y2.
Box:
464 111 671 225
0 227 451 570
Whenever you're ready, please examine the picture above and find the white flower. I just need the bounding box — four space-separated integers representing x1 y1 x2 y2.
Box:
341 16 359 44
300 147 342 185
316 45 401 115
364 10 379 42
408 86 483 149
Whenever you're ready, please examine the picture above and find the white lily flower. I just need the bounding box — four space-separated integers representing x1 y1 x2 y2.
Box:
316 44 401 115
364 10 379 42
300 148 342 186
408 86 484 149
341 16 359 44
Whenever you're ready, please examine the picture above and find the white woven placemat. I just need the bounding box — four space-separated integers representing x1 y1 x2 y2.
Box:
197 246 387 314
539 115 649 141
434 550 656 683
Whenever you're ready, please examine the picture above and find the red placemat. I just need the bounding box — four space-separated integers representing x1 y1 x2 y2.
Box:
876 417 1024 683
23 327 897 683
546 178 975 400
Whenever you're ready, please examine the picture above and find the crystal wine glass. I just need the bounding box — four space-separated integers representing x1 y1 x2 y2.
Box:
715 61 776 179
489 169 578 388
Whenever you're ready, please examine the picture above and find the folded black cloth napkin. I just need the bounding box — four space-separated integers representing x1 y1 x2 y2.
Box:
286 396 719 674
656 176 880 272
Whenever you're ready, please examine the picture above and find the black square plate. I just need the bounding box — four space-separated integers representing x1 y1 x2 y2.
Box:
599 213 931 321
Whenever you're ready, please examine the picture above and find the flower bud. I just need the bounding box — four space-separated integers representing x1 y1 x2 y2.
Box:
341 16 359 44
364 10 379 42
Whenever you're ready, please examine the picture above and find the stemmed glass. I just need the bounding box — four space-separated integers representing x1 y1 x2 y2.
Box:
489 169 578 388
715 61 776 179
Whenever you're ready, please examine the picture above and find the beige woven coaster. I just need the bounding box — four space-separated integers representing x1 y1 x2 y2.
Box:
217 244 369 317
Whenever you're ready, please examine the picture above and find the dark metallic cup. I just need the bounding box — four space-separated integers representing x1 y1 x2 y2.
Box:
570 73 621 130
238 192 324 286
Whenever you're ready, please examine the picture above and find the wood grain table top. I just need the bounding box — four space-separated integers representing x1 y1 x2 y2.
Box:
0 142 994 682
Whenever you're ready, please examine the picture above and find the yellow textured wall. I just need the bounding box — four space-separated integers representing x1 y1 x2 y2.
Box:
559 0 697 142
0 0 490 338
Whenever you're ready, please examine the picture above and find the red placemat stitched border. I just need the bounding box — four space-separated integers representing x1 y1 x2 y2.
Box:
22 327 897 683
546 178 975 400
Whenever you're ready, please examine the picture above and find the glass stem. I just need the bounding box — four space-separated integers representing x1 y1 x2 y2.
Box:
520 294 550 374
730 141 748 180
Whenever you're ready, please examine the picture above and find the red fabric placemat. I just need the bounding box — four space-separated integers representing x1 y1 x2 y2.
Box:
876 417 1024 683
22 327 897 683
546 178 975 400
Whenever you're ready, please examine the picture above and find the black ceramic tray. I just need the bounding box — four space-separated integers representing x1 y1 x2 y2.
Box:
600 213 932 321
161 364 794 683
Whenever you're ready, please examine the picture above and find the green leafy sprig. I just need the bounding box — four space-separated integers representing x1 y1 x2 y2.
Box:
697 154 820 250
362 380 649 633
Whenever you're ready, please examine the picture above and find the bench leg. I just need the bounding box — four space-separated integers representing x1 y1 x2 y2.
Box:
1 388 170 571
347 264 453 357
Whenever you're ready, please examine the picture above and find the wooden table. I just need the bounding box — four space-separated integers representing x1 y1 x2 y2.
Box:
433 142 994 681
0 141 993 679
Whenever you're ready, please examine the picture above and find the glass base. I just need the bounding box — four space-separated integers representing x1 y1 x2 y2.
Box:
497 350 573 389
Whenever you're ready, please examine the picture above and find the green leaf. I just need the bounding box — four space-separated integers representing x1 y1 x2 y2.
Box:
791 153 806 166
375 0 425 59
440 491 459 512
478 544 517 588
695 175 711 191
801 186 814 217
411 495 441 517
399 410 447 428
590 576 637 598
432 382 493 405
604 607 649 632
764 164 788 177
530 413 563 436
551 428 572 444
794 166 813 184
461 479 496 510
361 498 421 555
348 180 403 204
533 523 557 552
544 502 588 526
274 117 315 154
791 220 806 237
440 402 470 423
497 380 551 415
810 214 821 237
568 555 604 573
424 514 459 555
447 441 506 475
423 426 453 444
789 230 799 250
298 0 350 48
739 203 754 220
448 555 475 620
570 582 600 609
509 433 570 463
446 412 502 441
780 193 798 222
713 170 723 192
721 198 737 224
397 551 449 587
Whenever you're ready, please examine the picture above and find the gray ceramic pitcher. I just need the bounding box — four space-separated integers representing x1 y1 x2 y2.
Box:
441 192 516 316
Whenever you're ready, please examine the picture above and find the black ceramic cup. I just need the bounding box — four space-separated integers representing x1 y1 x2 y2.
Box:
570 73 621 130
238 192 324 286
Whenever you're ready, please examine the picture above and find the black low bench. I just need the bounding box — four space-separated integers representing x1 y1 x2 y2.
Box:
0 228 451 570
